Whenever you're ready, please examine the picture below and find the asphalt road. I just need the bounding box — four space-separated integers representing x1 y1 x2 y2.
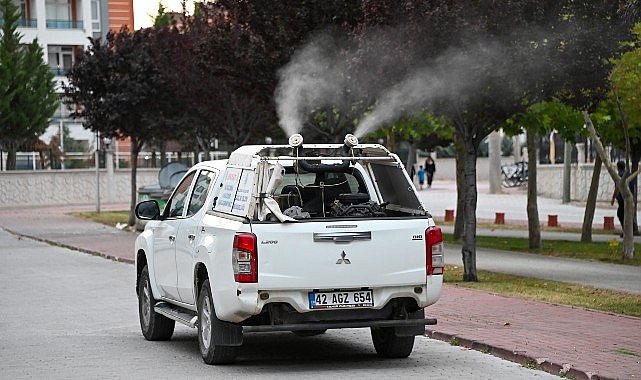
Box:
0 229 559 379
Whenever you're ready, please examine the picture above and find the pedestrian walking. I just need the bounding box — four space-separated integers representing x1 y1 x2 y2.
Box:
424 156 436 188
417 166 426 190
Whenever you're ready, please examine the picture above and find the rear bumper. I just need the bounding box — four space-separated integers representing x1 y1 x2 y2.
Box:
216 276 443 324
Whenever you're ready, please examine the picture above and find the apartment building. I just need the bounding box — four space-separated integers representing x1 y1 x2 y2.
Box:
12 0 134 169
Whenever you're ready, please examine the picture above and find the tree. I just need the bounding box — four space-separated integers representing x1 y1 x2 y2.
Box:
0 0 58 170
369 111 453 172
584 112 639 260
65 27 178 224
609 24 641 176
507 101 583 248
351 0 639 281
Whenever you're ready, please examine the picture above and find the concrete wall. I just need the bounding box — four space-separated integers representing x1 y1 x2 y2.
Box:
0 159 622 207
419 157 618 202
0 169 158 207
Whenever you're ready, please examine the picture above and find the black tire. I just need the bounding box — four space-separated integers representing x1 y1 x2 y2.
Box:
198 280 239 365
371 327 415 358
138 266 175 341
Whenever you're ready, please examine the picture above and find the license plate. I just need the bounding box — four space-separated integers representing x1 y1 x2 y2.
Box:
309 290 374 309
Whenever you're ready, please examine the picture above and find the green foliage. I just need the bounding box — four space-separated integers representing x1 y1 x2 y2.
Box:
368 111 453 147
0 0 58 169
64 27 177 153
507 100 584 141
608 22 641 149
153 2 173 29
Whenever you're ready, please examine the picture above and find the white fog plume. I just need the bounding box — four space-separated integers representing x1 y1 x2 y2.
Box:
275 29 521 140
354 42 513 138
275 34 348 137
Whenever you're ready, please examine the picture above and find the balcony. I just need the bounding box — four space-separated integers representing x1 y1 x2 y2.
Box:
46 19 84 29
50 67 68 76
19 19 38 28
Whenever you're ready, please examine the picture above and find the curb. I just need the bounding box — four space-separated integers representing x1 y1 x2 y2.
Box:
425 329 610 380
4 228 135 265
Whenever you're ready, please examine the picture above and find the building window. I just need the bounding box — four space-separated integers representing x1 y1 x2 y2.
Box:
91 0 100 30
46 0 82 28
48 46 73 75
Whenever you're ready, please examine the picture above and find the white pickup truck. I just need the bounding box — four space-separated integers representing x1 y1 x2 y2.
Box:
134 134 444 364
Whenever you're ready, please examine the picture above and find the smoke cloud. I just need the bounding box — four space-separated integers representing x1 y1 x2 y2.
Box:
275 29 527 140
274 33 349 137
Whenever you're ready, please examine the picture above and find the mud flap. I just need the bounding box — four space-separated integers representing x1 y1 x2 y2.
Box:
213 318 244 346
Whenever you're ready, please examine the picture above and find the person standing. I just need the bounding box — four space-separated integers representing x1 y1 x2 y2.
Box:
424 156 436 188
417 166 426 190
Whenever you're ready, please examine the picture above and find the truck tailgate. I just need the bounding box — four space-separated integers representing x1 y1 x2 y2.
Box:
254 218 431 290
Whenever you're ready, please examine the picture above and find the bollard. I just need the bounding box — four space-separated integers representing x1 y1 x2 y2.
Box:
445 209 455 222
604 216 615 230
548 214 558 227
495 212 505 224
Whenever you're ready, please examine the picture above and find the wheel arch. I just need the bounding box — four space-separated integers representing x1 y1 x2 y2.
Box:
136 249 148 295
194 262 209 303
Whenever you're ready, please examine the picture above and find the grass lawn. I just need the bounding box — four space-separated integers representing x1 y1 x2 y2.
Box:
443 233 641 266
69 210 130 226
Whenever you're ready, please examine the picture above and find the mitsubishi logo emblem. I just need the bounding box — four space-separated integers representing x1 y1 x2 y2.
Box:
336 251 351 264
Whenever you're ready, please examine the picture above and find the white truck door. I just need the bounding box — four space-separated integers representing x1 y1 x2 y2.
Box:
153 171 196 301
175 169 218 304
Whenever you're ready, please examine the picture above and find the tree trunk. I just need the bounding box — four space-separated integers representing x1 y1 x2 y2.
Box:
580 154 601 242
453 142 465 240
6 149 16 170
159 141 167 167
583 111 635 260
128 139 141 226
562 141 571 204
461 139 478 282
526 129 541 249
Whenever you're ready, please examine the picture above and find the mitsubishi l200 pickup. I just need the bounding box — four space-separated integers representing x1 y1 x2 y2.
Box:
134 133 444 364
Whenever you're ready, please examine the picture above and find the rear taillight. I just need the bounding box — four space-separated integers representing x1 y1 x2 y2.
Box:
233 233 257 283
426 226 444 275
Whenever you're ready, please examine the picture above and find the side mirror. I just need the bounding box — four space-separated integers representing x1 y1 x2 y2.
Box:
135 200 160 220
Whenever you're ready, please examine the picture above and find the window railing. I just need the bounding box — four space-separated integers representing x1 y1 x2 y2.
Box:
46 19 83 29
18 19 37 27
49 67 68 76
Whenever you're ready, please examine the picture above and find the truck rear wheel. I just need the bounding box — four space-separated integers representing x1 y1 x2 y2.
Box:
198 279 239 364
370 327 415 358
138 266 175 340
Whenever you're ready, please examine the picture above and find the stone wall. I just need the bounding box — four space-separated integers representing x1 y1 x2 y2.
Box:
0 169 158 207
420 157 617 202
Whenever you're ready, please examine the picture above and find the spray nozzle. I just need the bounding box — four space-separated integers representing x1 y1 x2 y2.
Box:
344 134 358 148
289 133 304 148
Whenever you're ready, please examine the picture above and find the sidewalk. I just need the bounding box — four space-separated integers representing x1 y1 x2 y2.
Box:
0 188 640 379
